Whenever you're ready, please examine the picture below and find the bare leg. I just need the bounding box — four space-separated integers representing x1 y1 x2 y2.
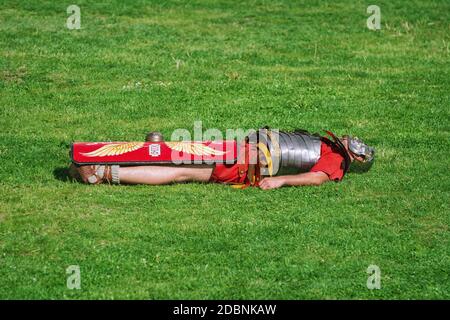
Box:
118 165 214 185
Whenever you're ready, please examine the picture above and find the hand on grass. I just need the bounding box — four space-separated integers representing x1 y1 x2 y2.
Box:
259 177 285 190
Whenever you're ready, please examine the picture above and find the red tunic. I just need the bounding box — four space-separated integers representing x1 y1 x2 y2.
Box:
310 141 345 181
210 141 345 184
209 142 249 185
209 162 248 184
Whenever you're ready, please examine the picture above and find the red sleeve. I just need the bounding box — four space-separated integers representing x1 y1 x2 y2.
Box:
310 142 345 182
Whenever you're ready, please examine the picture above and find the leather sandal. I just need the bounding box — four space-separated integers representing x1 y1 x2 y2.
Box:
69 164 112 184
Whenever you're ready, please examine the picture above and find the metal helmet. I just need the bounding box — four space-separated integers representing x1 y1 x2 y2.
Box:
347 136 375 172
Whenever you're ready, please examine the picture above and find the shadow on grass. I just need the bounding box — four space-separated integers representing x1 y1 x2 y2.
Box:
53 167 72 182
348 160 375 174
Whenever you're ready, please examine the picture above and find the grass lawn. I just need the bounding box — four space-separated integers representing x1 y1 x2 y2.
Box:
0 0 449 299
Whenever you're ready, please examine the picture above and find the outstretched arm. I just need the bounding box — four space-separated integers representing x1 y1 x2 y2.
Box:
259 171 330 190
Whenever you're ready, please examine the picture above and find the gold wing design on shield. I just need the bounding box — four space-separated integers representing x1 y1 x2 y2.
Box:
81 142 145 157
165 142 226 156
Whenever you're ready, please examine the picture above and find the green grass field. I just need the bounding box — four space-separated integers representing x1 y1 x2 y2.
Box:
0 0 449 299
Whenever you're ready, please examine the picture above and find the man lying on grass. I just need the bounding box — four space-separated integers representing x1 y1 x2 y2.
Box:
69 128 374 190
